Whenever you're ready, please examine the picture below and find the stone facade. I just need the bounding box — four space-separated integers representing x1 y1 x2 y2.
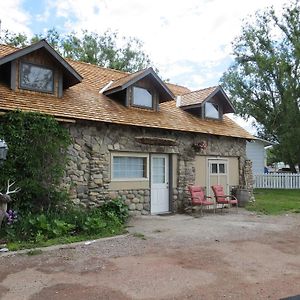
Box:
62 120 250 214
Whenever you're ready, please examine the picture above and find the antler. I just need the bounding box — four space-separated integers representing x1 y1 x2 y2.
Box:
5 179 21 195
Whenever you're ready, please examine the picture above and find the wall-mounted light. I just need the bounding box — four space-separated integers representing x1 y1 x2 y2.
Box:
0 139 8 163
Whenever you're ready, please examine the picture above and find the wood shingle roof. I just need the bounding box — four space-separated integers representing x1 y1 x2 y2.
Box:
0 44 253 140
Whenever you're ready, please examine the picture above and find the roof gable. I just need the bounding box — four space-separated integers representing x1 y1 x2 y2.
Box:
103 67 174 102
180 85 235 114
0 40 82 88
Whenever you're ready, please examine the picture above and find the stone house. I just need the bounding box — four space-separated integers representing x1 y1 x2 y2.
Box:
0 40 254 215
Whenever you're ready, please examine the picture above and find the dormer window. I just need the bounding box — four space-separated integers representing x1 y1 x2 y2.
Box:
132 86 153 108
103 67 174 111
20 62 54 93
205 102 220 119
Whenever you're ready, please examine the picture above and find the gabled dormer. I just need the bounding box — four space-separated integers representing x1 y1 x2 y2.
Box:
102 67 174 111
177 85 235 120
0 40 82 98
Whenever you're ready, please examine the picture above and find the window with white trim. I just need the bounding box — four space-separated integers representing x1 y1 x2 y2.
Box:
112 153 148 180
205 102 220 119
132 86 153 108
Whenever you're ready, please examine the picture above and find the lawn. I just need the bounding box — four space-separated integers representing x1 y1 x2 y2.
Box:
247 189 300 215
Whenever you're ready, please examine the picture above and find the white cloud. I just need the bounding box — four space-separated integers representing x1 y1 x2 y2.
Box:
0 0 31 36
48 0 284 88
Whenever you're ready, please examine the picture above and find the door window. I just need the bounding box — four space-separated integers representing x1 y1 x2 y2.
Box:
152 157 166 183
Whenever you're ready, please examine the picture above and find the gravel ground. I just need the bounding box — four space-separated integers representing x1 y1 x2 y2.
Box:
0 209 300 299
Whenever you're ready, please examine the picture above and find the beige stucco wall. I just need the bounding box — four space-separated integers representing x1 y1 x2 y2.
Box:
228 157 239 187
194 156 239 194
109 180 149 190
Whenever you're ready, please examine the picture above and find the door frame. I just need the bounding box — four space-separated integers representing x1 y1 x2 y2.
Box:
206 157 229 196
150 153 171 214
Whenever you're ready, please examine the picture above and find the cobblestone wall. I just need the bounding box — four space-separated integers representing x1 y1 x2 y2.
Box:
62 121 248 214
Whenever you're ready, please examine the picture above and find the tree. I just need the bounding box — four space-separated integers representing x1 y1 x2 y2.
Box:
221 1 300 172
0 28 152 73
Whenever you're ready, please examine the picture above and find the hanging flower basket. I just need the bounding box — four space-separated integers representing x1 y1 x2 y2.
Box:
192 141 207 152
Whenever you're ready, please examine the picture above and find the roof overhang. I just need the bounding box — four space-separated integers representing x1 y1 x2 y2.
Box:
0 40 82 88
180 86 236 113
104 67 175 102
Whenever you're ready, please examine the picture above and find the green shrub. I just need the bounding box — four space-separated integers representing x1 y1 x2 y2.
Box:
0 204 125 244
101 198 129 223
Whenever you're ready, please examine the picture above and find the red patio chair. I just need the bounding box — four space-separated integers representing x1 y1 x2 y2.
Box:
211 185 238 212
188 185 215 215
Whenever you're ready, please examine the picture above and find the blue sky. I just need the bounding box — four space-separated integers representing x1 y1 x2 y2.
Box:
0 0 286 133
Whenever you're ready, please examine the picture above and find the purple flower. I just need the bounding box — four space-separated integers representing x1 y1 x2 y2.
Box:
5 209 18 225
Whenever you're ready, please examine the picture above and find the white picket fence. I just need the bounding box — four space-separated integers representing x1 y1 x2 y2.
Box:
254 173 300 189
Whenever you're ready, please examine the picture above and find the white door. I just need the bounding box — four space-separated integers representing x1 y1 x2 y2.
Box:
151 154 169 214
207 159 229 196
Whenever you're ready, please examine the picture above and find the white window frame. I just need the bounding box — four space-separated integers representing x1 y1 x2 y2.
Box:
111 152 149 181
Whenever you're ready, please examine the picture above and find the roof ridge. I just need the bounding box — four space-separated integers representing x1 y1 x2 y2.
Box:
181 85 219 96
0 43 19 50
166 82 190 89
67 59 129 75
0 42 129 76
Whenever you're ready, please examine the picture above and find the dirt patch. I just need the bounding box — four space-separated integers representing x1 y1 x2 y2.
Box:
1 210 300 299
30 284 130 300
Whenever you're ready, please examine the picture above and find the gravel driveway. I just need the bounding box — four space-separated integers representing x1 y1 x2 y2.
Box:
0 209 300 299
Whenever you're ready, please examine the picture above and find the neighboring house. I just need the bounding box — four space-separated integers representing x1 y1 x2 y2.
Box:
246 138 273 175
0 40 254 215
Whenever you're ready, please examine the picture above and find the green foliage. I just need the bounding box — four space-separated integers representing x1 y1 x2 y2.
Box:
0 203 128 245
221 1 300 171
247 189 300 214
0 28 152 73
101 198 129 223
0 110 71 212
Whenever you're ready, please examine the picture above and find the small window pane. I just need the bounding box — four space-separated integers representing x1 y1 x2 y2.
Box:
20 63 54 93
133 87 152 108
211 163 218 174
152 157 165 183
205 102 219 119
113 156 147 179
219 163 225 174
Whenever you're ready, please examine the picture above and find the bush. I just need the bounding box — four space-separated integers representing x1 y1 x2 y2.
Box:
101 198 129 223
0 203 126 244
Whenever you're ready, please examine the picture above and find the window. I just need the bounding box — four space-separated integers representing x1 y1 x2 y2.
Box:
20 62 54 93
112 154 148 180
132 86 153 108
205 102 219 119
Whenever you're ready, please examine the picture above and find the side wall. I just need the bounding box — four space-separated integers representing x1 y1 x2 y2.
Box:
63 121 248 215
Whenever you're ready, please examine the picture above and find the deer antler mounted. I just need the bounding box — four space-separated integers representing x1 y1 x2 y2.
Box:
5 179 21 195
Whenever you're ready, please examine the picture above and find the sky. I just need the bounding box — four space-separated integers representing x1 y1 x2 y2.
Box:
0 0 286 133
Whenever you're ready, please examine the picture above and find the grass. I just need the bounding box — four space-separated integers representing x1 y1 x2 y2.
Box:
246 189 300 215
6 228 127 251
